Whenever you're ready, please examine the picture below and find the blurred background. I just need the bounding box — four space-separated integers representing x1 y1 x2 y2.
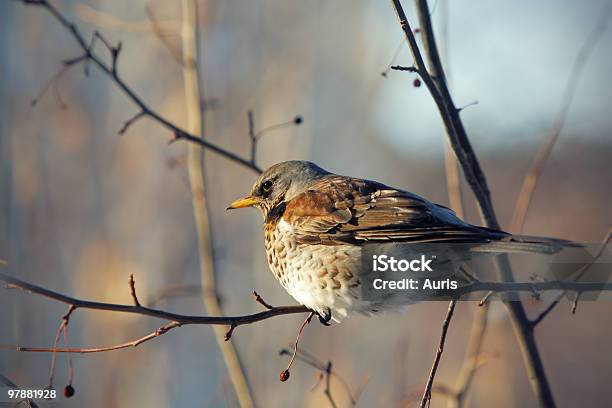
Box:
1 0 610 407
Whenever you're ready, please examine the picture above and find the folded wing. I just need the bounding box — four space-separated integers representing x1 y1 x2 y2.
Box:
282 176 506 245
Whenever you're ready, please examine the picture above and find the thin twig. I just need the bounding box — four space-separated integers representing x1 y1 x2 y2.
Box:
420 300 457 408
323 362 338 408
280 312 315 382
531 228 611 326
61 323 74 390
381 38 407 77
46 305 76 388
11 321 181 353
253 116 302 141
571 292 581 314
247 111 303 168
30 63 74 108
390 65 419 72
279 346 367 406
478 291 494 306
253 290 273 310
118 111 145 135
128 274 141 307
450 304 489 408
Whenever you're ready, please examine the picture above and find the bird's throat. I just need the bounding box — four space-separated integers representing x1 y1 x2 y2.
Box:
265 201 287 225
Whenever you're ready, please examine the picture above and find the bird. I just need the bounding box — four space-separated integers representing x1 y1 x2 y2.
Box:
227 160 574 322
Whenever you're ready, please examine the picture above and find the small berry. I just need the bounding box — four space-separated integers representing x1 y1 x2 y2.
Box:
293 116 303 125
64 385 75 398
413 78 422 88
279 369 290 382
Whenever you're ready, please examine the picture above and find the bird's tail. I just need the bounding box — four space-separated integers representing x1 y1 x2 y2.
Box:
474 234 582 255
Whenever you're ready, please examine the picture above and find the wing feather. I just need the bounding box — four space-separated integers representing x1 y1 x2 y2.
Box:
282 176 505 245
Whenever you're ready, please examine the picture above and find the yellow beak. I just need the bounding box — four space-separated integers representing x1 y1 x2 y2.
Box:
226 195 257 210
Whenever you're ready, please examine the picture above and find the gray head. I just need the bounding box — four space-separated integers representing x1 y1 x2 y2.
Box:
227 160 329 216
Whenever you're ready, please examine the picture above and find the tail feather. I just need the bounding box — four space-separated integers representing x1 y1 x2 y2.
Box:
475 235 581 255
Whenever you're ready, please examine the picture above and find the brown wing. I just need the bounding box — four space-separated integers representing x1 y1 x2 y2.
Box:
282 175 499 245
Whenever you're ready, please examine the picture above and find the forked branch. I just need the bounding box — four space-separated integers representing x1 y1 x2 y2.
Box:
19 0 262 173
0 271 310 337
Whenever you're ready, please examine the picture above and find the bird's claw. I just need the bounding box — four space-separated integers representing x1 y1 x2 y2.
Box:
316 309 332 326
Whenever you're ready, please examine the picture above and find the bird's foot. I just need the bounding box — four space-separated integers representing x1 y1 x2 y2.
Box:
316 308 332 326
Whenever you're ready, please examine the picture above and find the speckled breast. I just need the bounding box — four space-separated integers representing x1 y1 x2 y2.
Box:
263 221 294 289
264 219 362 299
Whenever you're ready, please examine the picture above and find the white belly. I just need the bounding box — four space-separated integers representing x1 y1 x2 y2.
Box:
264 220 366 320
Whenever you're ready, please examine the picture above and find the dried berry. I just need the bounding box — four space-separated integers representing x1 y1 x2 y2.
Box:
293 116 303 125
413 78 422 88
279 369 290 382
64 385 75 398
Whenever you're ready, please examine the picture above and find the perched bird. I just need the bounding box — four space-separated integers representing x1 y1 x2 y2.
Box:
228 161 572 322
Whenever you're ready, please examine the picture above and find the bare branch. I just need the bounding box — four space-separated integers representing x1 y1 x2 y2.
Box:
390 1 565 406
391 0 498 228
420 300 457 408
0 271 310 328
2 269 610 325
18 0 262 174
180 1 255 405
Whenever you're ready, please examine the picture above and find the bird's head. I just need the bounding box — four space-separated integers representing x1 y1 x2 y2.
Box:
227 160 329 218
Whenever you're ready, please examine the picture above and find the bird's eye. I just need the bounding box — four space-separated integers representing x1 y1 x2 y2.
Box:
262 180 273 192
